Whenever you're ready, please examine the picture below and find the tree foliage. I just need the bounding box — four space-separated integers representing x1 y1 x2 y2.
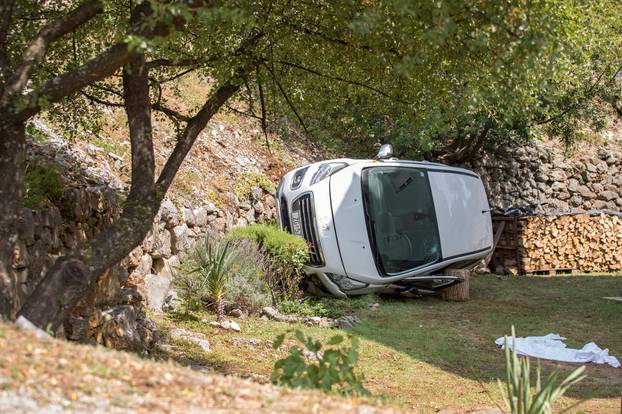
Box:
246 0 622 160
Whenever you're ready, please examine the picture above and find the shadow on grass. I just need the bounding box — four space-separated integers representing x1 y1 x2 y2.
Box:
350 274 622 402
165 310 201 324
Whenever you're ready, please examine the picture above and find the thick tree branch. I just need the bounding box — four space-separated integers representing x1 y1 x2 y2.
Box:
83 86 190 122
14 0 217 121
15 43 132 121
1 0 103 106
81 91 124 107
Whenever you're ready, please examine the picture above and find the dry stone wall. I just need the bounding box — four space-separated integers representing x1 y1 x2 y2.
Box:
466 141 622 213
12 181 277 350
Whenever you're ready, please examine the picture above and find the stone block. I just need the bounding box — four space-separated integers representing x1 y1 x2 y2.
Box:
143 274 171 312
182 207 196 227
193 206 208 227
159 199 179 229
171 224 189 254
600 190 618 201
151 228 172 259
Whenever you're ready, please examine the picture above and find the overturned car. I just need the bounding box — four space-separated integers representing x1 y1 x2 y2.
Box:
276 145 493 298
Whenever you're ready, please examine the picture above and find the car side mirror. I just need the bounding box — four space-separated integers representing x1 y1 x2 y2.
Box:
376 144 394 160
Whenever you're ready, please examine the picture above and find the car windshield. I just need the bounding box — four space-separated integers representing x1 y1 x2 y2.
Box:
362 166 441 275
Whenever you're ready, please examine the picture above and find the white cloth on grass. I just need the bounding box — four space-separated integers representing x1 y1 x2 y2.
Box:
495 333 620 368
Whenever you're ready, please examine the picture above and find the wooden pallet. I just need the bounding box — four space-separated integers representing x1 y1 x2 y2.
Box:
524 268 577 276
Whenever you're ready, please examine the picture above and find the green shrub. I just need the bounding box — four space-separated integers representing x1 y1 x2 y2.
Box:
271 330 369 397
174 237 238 319
498 326 586 414
23 156 64 210
227 224 308 300
225 240 273 313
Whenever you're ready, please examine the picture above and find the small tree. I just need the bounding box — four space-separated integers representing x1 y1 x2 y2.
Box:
272 330 369 397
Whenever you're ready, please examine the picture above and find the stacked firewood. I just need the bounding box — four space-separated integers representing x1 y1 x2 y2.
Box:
492 213 622 274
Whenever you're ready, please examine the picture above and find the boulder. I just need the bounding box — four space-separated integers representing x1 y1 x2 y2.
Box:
548 169 567 182
91 267 122 306
336 315 361 330
162 290 182 312
170 328 211 352
209 320 241 332
65 317 89 341
228 308 245 318
138 254 153 276
577 185 596 199
136 314 159 350
117 288 144 306
205 202 218 214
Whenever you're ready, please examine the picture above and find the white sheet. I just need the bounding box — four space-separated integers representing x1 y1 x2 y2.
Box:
495 333 620 368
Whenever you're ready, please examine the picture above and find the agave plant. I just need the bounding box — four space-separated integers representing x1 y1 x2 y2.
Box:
191 237 239 321
498 326 586 414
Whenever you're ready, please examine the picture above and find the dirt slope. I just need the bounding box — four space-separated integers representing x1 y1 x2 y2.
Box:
0 323 403 414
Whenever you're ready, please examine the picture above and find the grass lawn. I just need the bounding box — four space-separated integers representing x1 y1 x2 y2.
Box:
152 274 622 413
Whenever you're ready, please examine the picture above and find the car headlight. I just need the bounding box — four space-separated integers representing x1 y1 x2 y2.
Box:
310 162 347 185
290 166 309 190
326 273 368 291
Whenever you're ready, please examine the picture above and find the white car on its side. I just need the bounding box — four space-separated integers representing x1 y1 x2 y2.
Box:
276 144 493 298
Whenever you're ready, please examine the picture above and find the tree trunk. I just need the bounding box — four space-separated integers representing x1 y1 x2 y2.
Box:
0 115 26 319
18 53 157 331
